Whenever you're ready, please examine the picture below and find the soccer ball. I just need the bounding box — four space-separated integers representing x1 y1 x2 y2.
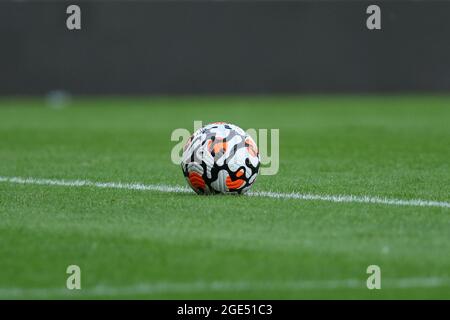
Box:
181 122 260 194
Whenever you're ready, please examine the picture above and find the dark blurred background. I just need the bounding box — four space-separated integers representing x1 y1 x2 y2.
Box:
1 1 450 95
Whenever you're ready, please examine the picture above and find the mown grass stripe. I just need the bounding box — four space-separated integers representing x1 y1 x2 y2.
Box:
0 277 449 298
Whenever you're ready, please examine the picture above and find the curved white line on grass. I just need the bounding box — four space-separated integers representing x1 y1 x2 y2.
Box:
0 277 448 298
0 176 449 209
247 190 450 208
0 176 191 194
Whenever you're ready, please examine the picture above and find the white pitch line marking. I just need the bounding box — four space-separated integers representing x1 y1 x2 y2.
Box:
0 277 449 298
0 176 449 209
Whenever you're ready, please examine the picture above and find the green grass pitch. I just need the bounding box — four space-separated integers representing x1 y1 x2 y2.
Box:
0 95 449 299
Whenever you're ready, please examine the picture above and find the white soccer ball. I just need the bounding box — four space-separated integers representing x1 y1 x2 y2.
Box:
181 122 260 194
